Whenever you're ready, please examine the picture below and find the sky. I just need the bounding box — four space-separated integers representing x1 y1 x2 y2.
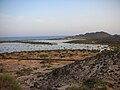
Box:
0 0 120 37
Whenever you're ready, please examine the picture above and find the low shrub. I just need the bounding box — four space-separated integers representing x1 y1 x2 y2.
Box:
40 54 49 58
0 73 21 90
83 78 103 88
65 78 112 90
16 68 33 76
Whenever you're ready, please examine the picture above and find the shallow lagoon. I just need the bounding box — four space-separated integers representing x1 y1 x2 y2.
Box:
0 40 109 53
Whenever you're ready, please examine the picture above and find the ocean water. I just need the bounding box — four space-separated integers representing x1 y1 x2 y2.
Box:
0 36 110 53
0 36 64 41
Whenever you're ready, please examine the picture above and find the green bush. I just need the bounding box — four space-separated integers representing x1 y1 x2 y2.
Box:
81 78 108 90
0 73 21 90
65 78 111 90
52 69 59 77
83 78 103 88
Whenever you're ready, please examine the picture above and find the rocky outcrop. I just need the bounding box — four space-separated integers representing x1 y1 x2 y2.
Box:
31 51 120 90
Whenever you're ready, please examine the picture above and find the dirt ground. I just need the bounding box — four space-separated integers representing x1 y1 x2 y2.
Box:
0 50 99 90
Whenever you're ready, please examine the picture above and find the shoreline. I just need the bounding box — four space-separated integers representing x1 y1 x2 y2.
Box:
0 40 57 45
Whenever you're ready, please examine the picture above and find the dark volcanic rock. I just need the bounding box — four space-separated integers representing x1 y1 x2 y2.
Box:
31 51 120 90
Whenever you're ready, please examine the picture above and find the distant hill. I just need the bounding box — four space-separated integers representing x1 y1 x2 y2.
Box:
67 31 111 39
64 32 120 47
97 35 120 45
32 51 120 90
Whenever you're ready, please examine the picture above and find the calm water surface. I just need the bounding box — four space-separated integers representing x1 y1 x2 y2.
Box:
0 40 109 53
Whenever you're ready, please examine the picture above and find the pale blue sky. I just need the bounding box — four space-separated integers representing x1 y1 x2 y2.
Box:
0 0 120 37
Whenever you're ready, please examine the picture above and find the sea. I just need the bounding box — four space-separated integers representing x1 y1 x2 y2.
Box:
0 36 110 53
0 36 64 41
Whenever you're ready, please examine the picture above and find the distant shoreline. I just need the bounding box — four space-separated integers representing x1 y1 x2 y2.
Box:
0 40 57 45
0 36 66 41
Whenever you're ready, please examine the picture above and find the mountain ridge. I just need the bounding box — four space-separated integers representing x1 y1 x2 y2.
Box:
67 31 112 39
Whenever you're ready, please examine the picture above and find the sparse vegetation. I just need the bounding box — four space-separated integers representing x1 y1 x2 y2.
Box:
40 60 53 68
65 86 80 90
39 54 49 58
0 73 21 90
16 68 33 76
0 47 119 90
66 78 112 90
0 63 5 73
52 69 59 77
0 49 98 60
82 78 104 88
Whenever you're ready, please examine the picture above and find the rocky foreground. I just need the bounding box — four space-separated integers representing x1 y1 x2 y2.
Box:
31 51 120 90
